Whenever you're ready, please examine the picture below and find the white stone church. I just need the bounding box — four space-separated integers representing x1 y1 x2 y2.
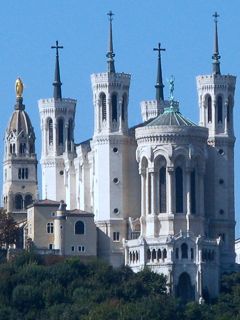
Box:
2 12 237 302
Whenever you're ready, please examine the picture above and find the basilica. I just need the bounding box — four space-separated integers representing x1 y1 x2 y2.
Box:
2 12 237 302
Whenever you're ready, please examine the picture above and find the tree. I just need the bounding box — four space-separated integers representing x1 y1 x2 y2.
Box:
0 208 19 248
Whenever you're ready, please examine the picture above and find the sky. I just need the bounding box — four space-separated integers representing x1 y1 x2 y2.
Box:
0 0 240 236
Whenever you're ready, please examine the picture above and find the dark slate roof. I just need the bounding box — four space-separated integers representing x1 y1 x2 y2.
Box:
147 104 197 127
8 109 35 136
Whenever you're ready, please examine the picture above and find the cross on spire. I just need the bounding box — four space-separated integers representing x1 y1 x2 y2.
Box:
107 10 114 22
51 40 63 57
153 43 166 101
51 40 63 100
213 11 219 23
212 12 221 75
106 10 116 73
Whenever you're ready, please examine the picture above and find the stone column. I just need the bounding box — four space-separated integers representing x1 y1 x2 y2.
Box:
150 170 156 214
167 167 174 214
198 169 205 218
145 170 149 215
212 98 216 135
53 121 57 155
186 168 191 231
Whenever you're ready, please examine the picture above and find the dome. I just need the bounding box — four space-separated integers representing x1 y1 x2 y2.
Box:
147 101 197 127
7 97 35 138
8 110 34 135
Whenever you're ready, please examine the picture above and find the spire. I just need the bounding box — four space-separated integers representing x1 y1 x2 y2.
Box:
51 40 63 99
106 11 116 73
153 43 166 101
212 12 221 75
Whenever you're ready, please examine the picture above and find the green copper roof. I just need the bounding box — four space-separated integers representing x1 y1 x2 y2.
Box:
147 103 197 127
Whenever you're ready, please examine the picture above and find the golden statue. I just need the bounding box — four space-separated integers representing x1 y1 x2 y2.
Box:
15 77 24 97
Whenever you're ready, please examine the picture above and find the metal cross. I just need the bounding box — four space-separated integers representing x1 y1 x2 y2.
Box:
51 40 63 57
153 43 166 58
213 12 219 23
107 10 114 22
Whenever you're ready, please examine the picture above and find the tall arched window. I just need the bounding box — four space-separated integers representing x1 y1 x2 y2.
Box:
25 194 33 207
217 96 223 123
112 93 118 122
207 96 212 123
58 118 64 145
190 170 196 214
121 94 127 121
20 143 26 154
159 167 166 213
175 167 183 213
181 243 188 259
100 93 107 121
15 194 23 210
68 119 73 142
48 119 53 145
75 221 84 234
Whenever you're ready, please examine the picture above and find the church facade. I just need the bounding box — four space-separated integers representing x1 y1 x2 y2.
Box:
2 13 237 302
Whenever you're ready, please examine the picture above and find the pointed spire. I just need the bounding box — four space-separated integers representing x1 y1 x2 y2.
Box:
106 11 116 73
51 40 63 99
212 12 221 75
153 43 166 101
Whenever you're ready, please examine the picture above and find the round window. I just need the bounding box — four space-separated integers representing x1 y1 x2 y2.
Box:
113 177 119 184
59 170 64 175
113 208 119 214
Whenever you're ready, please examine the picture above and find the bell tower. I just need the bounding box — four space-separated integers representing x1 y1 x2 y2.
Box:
196 13 236 270
2 78 38 222
39 41 77 204
91 12 132 266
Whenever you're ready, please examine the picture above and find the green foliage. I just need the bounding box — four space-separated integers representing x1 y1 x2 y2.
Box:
0 208 19 248
0 252 239 319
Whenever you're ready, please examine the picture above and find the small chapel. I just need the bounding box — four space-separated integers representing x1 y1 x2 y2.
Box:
2 12 237 302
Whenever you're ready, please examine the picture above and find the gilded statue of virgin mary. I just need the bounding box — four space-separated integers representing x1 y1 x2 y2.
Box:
15 77 24 97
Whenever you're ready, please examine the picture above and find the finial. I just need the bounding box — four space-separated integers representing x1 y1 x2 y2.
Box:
153 43 166 101
212 12 221 75
106 11 116 73
51 40 64 99
15 77 24 98
168 75 175 103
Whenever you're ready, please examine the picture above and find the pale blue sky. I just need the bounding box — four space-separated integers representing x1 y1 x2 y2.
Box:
0 1 240 236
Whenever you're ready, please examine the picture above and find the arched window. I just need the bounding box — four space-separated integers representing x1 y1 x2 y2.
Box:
100 93 107 121
112 93 118 122
147 249 151 261
15 194 23 210
190 170 196 214
191 248 194 260
47 222 54 234
58 118 64 145
68 119 73 142
176 248 179 259
25 194 33 207
181 243 188 259
48 119 53 145
75 221 84 234
10 144 13 154
129 252 132 262
20 143 26 154
121 94 127 121
207 96 212 123
157 249 161 260
163 248 167 259
159 167 166 213
152 249 156 261
175 167 183 213
217 96 223 123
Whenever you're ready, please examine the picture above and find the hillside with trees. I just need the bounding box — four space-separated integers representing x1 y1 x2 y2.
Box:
0 252 239 320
